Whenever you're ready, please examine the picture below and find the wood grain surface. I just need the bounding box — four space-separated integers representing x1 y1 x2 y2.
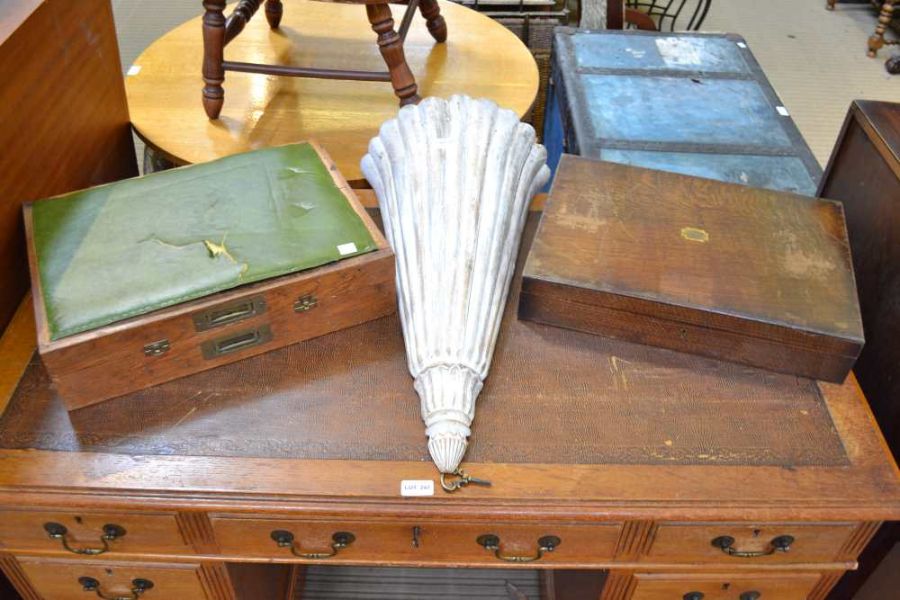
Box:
817 100 900 600
0 0 138 332
125 0 539 184
15 558 211 600
819 100 900 455
628 572 821 600
521 155 864 382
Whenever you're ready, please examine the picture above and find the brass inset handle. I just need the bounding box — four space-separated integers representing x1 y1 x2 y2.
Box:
476 534 561 563
683 593 704 600
78 577 153 600
740 592 761 600
44 522 126 555
270 530 355 558
711 535 794 558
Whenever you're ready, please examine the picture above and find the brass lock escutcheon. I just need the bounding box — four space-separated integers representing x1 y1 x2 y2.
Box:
293 294 318 313
78 576 153 600
44 522 126 555
201 325 272 359
476 534 561 563
270 529 355 559
192 296 266 331
711 534 794 557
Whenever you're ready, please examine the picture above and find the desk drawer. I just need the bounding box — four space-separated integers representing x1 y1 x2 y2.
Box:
16 558 211 600
210 516 621 565
0 510 192 556
629 572 822 600
645 523 856 564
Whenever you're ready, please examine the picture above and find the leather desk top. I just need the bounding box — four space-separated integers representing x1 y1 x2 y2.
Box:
1 215 847 467
0 211 896 521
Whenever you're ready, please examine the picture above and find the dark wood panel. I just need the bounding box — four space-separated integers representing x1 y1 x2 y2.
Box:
818 100 900 599
819 100 900 457
0 0 138 331
229 563 296 600
0 555 26 600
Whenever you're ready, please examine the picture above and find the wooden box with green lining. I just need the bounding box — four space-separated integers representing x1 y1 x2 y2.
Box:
25 142 395 411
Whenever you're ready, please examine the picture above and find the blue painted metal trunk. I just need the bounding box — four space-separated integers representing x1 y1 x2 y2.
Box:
544 29 822 195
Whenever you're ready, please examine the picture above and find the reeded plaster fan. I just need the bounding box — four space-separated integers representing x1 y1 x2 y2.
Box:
361 95 550 474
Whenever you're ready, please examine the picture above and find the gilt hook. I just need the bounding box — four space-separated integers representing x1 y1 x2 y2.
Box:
439 468 492 493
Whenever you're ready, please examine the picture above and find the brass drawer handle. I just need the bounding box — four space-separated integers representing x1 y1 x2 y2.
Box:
740 592 761 600
200 325 273 359
44 522 126 555
711 534 794 557
683 593 704 600
193 296 266 331
270 530 355 559
476 534 561 563
78 577 153 600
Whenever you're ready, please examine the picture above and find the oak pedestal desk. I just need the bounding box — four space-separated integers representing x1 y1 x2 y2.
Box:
0 201 898 600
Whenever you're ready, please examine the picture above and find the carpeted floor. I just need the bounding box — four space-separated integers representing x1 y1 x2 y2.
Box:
700 0 899 166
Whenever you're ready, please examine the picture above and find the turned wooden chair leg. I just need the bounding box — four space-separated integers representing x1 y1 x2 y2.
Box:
202 0 227 119
367 3 420 106
826 0 836 11
869 0 896 57
265 0 283 29
418 0 447 43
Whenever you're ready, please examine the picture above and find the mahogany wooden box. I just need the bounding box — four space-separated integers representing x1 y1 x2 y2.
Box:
519 155 864 383
24 145 395 411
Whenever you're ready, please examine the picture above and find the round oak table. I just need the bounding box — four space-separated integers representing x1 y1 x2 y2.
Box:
126 0 539 184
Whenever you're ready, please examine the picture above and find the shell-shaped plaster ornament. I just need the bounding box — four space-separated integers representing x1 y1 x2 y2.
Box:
361 95 550 473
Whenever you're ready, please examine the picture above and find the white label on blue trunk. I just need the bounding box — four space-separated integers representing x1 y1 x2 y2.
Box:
776 106 790 117
400 480 435 497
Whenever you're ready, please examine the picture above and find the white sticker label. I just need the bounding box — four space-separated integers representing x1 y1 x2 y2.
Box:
776 106 790 117
400 480 434 497
337 242 358 256
736 41 748 49
127 65 141 76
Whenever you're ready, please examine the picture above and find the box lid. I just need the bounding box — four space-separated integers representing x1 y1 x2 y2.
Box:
28 142 378 340
550 29 821 195
523 155 864 352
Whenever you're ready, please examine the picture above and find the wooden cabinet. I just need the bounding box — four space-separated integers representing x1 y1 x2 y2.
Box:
0 510 192 556
817 100 900 598
629 573 822 600
211 516 622 565
644 523 858 564
0 0 138 332
16 558 218 600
